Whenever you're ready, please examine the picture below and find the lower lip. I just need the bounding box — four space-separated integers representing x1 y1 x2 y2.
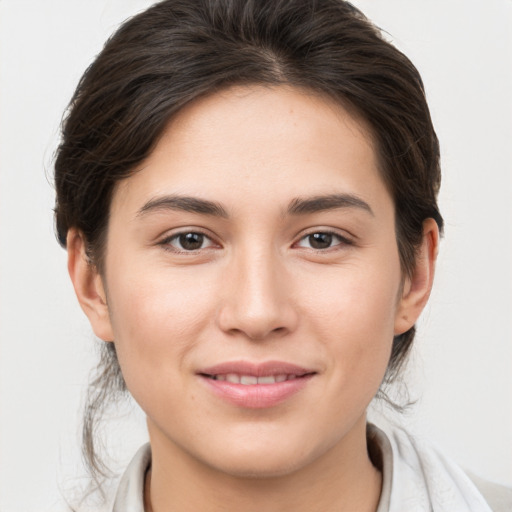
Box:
200 375 314 409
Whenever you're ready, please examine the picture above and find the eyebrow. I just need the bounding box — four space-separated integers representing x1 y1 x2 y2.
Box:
137 195 229 218
136 192 373 219
287 193 374 216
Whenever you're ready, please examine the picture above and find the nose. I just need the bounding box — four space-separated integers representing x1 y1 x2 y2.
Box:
216 247 299 341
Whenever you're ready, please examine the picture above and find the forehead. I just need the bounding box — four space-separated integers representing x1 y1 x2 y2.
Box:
112 85 390 218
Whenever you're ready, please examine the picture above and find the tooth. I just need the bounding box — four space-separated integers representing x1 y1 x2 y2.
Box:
240 375 258 385
216 375 226 381
226 373 240 384
287 374 297 380
258 376 276 384
275 374 287 383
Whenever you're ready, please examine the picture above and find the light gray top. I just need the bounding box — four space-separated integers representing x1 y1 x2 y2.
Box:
112 424 512 512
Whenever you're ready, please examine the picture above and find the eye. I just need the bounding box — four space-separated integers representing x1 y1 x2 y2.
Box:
296 232 350 250
162 231 216 252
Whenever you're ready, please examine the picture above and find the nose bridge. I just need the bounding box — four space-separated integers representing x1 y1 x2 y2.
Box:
217 241 296 340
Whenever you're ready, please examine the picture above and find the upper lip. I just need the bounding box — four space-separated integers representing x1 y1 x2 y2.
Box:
198 360 316 377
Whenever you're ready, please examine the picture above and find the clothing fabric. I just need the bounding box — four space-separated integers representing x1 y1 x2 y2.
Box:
369 425 509 512
112 424 512 512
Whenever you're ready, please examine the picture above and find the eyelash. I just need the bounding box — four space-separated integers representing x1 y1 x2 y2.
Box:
159 229 353 254
160 230 217 253
294 231 353 251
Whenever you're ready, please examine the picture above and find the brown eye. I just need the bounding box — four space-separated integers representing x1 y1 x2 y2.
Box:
179 233 204 250
308 233 333 249
164 232 214 251
296 232 350 250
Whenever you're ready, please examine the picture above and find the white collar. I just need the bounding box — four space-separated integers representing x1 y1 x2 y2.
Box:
370 423 492 512
112 424 491 512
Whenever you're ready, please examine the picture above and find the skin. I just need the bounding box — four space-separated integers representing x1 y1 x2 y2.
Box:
68 85 438 512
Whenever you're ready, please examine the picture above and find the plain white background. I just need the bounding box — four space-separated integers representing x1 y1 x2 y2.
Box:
0 1 511 510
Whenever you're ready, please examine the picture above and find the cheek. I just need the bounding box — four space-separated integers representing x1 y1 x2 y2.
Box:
104 264 216 397
299 259 400 388
302 260 401 336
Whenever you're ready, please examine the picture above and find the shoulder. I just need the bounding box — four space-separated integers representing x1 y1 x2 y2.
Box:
466 472 512 512
368 422 512 512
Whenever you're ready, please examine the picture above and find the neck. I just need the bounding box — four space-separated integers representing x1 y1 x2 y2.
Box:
144 417 382 512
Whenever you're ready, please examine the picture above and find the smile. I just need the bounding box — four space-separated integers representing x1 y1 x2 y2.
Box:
207 374 299 384
198 361 316 408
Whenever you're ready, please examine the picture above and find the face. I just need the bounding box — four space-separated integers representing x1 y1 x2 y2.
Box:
77 85 425 478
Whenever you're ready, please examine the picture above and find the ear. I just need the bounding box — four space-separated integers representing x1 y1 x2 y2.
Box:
67 229 114 342
394 218 440 335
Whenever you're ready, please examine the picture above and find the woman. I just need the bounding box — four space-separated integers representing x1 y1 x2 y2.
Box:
53 0 511 510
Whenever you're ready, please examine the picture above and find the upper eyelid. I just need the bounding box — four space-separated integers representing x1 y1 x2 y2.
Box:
156 227 354 247
295 232 351 247
159 227 217 242
294 227 354 242
158 229 220 253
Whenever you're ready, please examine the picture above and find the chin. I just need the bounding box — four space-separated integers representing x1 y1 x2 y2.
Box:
210 455 309 480
199 436 323 480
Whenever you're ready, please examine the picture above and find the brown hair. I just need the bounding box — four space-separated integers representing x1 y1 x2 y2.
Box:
54 0 443 483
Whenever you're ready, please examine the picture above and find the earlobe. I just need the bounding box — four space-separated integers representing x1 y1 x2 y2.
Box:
394 218 439 335
67 229 114 342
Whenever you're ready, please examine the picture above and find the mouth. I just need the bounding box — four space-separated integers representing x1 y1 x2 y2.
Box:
201 373 311 384
197 361 317 408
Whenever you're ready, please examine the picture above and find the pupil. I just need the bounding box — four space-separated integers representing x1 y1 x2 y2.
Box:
309 233 332 249
179 233 203 250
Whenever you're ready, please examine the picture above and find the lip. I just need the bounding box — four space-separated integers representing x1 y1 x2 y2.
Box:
197 360 317 409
